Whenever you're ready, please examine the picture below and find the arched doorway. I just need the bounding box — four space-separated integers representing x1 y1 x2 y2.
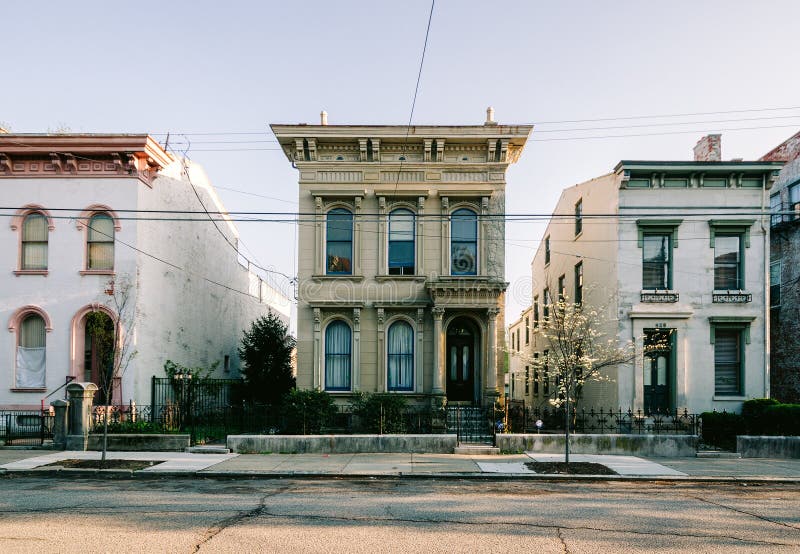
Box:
83 311 115 404
446 317 480 403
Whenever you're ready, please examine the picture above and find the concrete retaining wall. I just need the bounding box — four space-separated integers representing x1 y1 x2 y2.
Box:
227 434 457 454
737 436 800 458
76 434 190 452
497 434 698 457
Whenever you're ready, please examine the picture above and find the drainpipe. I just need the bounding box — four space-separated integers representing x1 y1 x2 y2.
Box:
761 175 770 398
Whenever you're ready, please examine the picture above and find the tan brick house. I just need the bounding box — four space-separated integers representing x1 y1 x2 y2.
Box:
272 111 531 407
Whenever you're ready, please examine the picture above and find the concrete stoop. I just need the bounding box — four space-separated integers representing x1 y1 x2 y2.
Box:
696 450 741 459
185 446 231 454
454 444 500 455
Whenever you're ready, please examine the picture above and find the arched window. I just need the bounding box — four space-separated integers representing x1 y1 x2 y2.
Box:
451 208 478 276
21 212 48 270
387 320 414 391
326 208 353 275
87 213 114 270
388 208 415 275
17 313 46 388
325 320 351 390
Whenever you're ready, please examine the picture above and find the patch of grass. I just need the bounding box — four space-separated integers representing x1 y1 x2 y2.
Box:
524 461 617 475
43 459 163 471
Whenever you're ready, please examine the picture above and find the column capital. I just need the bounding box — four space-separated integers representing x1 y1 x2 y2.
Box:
487 307 500 319
432 306 446 319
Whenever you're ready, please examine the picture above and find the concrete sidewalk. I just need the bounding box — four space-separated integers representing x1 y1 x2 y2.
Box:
1 448 800 481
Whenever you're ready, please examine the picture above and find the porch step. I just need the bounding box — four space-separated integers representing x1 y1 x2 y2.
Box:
185 446 231 454
696 450 741 459
454 444 500 455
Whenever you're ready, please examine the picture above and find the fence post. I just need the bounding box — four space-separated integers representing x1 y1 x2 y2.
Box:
51 399 69 450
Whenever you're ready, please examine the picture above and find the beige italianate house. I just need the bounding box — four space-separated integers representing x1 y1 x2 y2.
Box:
272 110 532 407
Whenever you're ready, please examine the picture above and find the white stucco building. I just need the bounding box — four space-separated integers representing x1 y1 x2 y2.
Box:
519 135 782 414
1 134 291 409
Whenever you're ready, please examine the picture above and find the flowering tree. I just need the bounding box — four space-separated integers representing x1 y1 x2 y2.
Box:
532 289 634 464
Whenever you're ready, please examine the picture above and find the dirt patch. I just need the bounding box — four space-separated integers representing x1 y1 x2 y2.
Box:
43 459 164 471
524 461 617 475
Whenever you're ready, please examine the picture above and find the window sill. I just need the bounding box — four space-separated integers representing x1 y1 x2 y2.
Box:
13 270 48 276
10 388 47 393
375 275 427 282
312 275 364 282
574 231 583 241
80 270 115 276
713 395 746 401
712 291 752 303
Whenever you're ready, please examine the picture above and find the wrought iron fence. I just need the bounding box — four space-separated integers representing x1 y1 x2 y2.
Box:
0 410 54 446
504 403 699 435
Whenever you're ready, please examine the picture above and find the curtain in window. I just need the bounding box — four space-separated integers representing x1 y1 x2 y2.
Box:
22 213 48 270
325 321 351 390
88 214 114 270
387 321 413 391
714 329 740 395
17 315 46 388
326 209 353 274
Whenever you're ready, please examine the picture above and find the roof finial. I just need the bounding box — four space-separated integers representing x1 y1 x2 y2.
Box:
485 106 497 126
320 110 328 126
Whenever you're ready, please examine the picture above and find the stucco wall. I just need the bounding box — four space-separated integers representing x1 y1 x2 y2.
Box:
0 177 139 408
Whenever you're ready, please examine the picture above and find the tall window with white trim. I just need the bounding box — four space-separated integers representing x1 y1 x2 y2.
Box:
451 208 477 275
388 209 415 275
387 320 414 391
325 320 351 390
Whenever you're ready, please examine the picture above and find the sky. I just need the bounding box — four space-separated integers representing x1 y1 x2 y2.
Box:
3 0 800 324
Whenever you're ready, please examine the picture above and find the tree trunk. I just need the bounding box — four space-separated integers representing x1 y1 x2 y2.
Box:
564 395 570 465
101 401 109 469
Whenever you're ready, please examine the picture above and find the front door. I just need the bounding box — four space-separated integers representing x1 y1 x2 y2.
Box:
446 318 477 403
644 329 673 414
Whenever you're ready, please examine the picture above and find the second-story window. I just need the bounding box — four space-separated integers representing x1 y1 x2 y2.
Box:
642 233 671 289
544 236 551 265
388 208 415 275
451 208 477 276
558 274 566 303
533 296 540 328
575 199 583 236
574 261 583 305
21 212 48 270
87 214 115 270
714 234 742 290
525 316 529 345
326 208 353 275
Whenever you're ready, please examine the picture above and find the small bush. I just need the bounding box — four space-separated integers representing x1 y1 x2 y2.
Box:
349 392 408 434
281 389 336 434
741 398 780 434
700 411 744 451
763 404 800 436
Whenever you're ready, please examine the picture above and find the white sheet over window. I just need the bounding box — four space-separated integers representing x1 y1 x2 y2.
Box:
16 347 46 388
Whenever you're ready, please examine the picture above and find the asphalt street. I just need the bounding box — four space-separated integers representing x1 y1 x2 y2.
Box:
0 477 798 553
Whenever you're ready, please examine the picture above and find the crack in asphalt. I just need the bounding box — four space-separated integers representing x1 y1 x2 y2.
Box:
192 485 291 553
685 494 800 531
556 527 569 553
252 509 797 547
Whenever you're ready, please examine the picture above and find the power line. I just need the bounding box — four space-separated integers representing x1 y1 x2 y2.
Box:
528 104 800 125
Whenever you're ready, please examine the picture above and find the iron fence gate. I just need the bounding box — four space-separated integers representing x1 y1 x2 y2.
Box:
0 410 54 446
446 404 497 445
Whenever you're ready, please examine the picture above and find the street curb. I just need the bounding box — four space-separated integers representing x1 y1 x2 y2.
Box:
2 467 800 484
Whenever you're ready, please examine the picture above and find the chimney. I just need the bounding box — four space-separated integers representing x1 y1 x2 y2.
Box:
693 134 721 162
485 106 497 126
320 110 328 126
